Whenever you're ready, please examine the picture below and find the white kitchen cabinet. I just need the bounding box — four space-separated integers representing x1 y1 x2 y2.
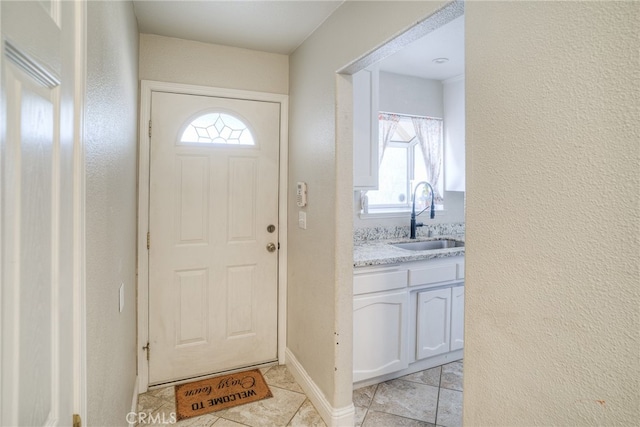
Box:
416 288 451 359
353 289 408 382
450 285 465 351
353 256 464 384
416 284 464 360
353 67 379 190
443 75 465 192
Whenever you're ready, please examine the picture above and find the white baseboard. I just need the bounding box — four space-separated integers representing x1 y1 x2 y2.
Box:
129 376 139 427
285 348 354 427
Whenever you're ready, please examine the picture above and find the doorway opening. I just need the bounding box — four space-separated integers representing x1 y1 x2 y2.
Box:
335 1 465 425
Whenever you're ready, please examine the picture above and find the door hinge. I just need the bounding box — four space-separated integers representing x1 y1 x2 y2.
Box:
148 120 152 138
143 342 150 361
73 414 81 427
147 232 150 250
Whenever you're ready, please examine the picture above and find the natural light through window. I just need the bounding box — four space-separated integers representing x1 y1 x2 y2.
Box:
367 113 444 213
180 112 255 145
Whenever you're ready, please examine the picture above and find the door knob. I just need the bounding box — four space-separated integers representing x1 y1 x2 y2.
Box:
266 243 277 253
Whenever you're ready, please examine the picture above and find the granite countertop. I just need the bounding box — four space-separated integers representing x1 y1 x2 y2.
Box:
354 235 465 268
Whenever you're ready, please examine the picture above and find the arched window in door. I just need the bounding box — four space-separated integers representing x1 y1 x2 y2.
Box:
180 112 255 145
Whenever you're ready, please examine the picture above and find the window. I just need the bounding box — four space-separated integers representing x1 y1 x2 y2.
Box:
180 112 255 145
367 113 443 212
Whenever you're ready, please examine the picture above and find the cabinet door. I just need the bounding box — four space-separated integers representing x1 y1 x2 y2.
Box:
443 76 465 192
353 290 408 382
450 285 465 351
353 67 379 189
416 288 451 359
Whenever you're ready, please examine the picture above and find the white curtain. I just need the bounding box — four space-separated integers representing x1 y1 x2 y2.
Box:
412 117 443 201
378 113 400 163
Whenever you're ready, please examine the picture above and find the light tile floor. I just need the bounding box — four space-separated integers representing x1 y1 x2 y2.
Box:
137 360 463 427
354 360 463 427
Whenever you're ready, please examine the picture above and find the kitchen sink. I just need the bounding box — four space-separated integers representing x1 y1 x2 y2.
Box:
392 239 465 251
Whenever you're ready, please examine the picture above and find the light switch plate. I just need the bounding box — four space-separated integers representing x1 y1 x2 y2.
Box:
298 211 307 229
119 282 124 313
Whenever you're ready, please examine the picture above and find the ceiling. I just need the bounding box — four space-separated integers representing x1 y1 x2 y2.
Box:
377 15 464 81
132 0 344 55
132 1 463 80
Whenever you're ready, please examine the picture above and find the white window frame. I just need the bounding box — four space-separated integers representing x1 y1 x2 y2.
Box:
363 113 444 218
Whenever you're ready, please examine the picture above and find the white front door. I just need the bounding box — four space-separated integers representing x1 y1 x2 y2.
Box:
1 1 82 425
148 91 280 385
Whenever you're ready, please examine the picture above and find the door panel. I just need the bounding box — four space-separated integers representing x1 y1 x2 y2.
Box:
16 73 56 426
228 157 258 241
175 269 208 346
1 1 79 425
176 155 209 244
148 91 280 384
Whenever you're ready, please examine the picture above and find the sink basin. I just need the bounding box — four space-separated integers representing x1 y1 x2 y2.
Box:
392 239 464 251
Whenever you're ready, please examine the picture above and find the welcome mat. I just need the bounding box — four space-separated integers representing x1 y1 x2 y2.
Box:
175 369 272 420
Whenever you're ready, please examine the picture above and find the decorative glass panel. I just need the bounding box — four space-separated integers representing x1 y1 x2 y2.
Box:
180 113 255 145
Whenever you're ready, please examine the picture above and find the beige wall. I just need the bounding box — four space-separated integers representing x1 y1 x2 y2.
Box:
288 0 451 410
85 1 139 425
139 33 288 94
465 1 639 425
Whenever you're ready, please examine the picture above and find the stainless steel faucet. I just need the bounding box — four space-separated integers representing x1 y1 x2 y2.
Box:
410 181 435 239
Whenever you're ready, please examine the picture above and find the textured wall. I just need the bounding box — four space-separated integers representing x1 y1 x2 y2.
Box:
85 1 139 425
289 0 450 410
139 33 288 94
465 1 640 425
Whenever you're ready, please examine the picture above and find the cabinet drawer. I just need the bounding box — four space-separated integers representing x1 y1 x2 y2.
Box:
408 263 457 287
354 269 407 295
